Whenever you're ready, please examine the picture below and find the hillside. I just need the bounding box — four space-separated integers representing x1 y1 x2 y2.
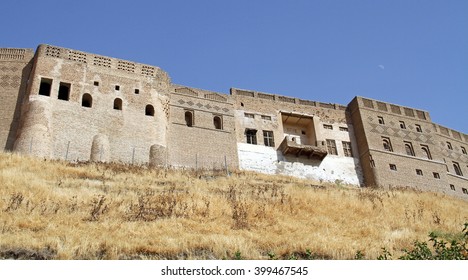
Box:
0 152 467 260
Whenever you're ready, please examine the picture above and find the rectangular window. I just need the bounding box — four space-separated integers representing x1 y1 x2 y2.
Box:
326 139 337 155
323 124 333 130
339 127 349 132
463 188 468 194
416 169 423 176
39 78 52 96
115 85 120 91
93 81 99 86
263 131 275 147
244 113 255 119
245 129 257 145
399 121 406 129
369 155 375 168
462 147 467 155
433 172 440 179
415 124 422 132
58 82 71 101
261 115 271 121
389 164 397 171
342 141 353 157
450 185 456 191
134 89 140 94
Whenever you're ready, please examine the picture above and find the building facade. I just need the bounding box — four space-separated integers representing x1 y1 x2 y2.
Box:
1 44 467 199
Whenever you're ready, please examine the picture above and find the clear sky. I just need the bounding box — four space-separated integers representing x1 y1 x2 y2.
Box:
2 0 467 133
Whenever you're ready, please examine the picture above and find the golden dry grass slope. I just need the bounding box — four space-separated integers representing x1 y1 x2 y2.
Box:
0 152 467 260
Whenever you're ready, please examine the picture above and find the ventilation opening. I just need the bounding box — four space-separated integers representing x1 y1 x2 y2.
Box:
145 104 155 116
82 93 92 108
39 78 52 96
58 82 71 101
185 111 194 127
213 116 222 130
113 98 122 110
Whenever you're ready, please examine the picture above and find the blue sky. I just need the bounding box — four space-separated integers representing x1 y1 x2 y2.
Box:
2 0 467 133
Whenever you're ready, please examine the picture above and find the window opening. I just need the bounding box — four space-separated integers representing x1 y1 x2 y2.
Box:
185 111 194 127
263 131 275 147
453 162 463 176
81 93 92 108
213 115 223 130
246 129 257 145
39 78 52 96
378 116 385 125
326 139 338 155
342 141 353 157
113 98 122 110
382 137 393 152
145 105 154 116
421 145 432 160
58 82 71 101
404 142 415 156
399 121 406 129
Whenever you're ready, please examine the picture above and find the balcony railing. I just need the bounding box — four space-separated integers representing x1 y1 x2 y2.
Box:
278 137 328 160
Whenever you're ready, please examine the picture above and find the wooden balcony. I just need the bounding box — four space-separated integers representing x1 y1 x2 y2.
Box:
278 137 328 160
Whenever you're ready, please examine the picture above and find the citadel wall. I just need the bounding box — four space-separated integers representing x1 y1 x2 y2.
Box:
349 97 468 198
0 44 467 200
231 88 363 185
167 85 239 169
13 45 170 163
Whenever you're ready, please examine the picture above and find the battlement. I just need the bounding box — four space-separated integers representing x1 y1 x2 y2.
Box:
0 48 34 61
230 88 347 111
36 44 164 79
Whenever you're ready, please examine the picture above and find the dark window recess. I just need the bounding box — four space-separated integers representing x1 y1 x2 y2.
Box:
113 98 122 110
389 164 397 171
94 81 99 86
185 111 194 127
433 172 440 179
213 116 222 130
81 93 92 108
450 185 456 191
115 85 120 91
416 169 423 176
39 78 52 96
246 129 257 145
58 82 71 101
145 105 154 116
135 89 140 94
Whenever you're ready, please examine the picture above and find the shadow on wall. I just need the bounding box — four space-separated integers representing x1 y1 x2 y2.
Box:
5 61 33 150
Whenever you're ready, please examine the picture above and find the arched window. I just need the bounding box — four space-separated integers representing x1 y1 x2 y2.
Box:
81 93 92 108
185 111 193 127
145 104 155 116
382 137 393 152
421 146 432 160
404 142 415 156
113 98 122 110
213 115 222 130
453 162 463 176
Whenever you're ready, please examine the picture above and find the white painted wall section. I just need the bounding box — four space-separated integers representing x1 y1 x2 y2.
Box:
237 143 363 185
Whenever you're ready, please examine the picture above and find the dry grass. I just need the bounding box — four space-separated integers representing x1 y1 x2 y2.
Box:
0 151 467 259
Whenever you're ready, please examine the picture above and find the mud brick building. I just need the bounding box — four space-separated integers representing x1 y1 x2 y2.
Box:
1 44 467 199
